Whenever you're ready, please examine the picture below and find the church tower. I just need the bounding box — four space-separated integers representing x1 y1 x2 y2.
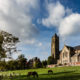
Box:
51 33 59 61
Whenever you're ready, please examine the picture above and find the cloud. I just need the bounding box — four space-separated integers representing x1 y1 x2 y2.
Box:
59 13 80 37
25 39 43 47
42 2 65 27
42 1 80 39
25 39 36 45
38 42 43 47
0 0 39 44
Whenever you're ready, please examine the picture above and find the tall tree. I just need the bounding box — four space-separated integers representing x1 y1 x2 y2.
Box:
47 56 55 65
0 31 19 60
42 60 47 68
33 57 42 68
0 33 6 60
17 54 27 69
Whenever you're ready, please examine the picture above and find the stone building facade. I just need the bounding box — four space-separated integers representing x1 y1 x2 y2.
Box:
51 34 59 63
51 34 80 66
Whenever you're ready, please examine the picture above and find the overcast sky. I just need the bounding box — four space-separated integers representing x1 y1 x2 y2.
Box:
0 0 80 60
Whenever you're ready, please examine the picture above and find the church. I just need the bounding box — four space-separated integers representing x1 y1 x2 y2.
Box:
51 34 80 66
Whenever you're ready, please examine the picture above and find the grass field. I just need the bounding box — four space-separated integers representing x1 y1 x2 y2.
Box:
0 66 80 80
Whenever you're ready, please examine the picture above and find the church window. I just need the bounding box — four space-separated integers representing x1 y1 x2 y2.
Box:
63 51 68 58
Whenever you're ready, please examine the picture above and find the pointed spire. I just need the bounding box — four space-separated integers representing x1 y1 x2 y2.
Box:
54 33 57 37
52 33 58 38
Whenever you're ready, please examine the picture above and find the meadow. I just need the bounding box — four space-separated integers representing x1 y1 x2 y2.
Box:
0 66 80 80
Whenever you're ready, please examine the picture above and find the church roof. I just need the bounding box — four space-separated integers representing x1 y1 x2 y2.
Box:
74 45 80 50
72 53 80 57
65 45 74 51
64 45 80 51
64 45 75 57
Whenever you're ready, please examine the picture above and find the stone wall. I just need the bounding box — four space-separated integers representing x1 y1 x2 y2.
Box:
59 46 71 64
51 34 59 63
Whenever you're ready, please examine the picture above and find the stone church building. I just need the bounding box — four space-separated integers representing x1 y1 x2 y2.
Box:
51 34 80 66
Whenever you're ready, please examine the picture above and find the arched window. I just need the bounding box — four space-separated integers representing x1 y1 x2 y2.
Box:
63 51 68 58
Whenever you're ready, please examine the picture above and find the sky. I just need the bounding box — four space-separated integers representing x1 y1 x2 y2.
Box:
0 0 80 60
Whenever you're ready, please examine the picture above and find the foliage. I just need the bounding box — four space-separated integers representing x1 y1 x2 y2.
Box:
32 57 42 68
0 31 19 60
17 54 27 69
28 57 42 69
0 60 6 71
27 59 33 69
47 56 55 65
0 54 27 70
33 60 42 68
0 34 6 59
6 60 19 70
42 60 47 68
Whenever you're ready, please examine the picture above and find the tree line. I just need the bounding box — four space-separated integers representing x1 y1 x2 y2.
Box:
0 31 55 71
0 55 55 71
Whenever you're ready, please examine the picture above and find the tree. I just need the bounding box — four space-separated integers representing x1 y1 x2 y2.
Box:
0 34 6 60
33 57 42 68
42 60 47 68
0 60 6 71
27 57 42 69
47 56 54 65
6 60 19 70
0 31 19 60
17 54 27 69
27 59 33 69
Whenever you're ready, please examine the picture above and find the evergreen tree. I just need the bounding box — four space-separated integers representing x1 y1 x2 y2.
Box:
47 56 54 65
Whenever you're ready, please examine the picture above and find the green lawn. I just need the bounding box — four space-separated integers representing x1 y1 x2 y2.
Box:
0 66 80 80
